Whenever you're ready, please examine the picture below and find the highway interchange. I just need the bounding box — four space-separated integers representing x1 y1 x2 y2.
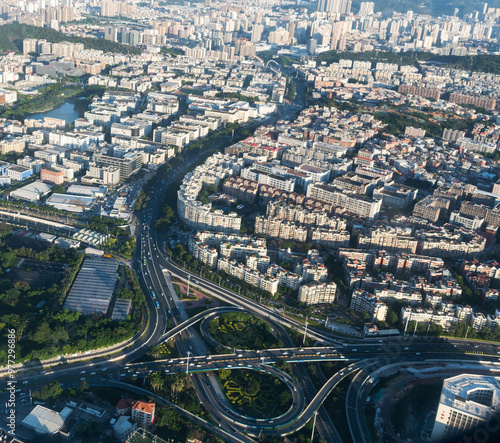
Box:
4 155 500 443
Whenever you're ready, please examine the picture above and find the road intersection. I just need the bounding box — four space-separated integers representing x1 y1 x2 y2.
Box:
5 149 500 442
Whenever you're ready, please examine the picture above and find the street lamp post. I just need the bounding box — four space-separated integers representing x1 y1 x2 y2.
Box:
303 320 308 345
186 351 192 375
311 411 319 443
403 313 411 336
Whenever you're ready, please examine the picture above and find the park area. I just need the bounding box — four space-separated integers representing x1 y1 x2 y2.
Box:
218 368 293 419
207 311 284 350
172 281 219 310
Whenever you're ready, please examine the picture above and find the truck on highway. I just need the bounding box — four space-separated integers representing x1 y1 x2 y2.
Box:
155 301 159 309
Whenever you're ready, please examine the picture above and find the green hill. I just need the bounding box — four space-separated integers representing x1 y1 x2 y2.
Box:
0 23 141 55
354 0 500 16
316 50 500 75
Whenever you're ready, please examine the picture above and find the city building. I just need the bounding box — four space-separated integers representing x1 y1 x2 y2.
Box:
350 289 388 322
131 401 156 428
6 165 32 182
298 282 337 305
94 153 142 180
22 405 73 436
40 167 64 185
431 374 500 442
307 183 382 219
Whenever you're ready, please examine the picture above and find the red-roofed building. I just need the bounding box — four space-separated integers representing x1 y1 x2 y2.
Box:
131 400 155 428
116 397 134 416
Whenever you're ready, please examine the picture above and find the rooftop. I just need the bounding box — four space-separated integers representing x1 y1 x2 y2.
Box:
132 400 156 414
440 374 500 418
22 405 72 435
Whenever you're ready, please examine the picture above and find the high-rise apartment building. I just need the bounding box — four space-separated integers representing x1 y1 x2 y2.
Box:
359 1 374 16
431 374 500 442
131 401 155 428
318 0 351 14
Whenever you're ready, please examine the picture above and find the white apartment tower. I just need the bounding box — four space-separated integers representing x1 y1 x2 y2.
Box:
431 374 500 442
318 0 351 14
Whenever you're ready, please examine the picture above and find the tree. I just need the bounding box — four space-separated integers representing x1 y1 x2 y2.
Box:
80 379 89 391
35 382 63 401
219 368 231 381
279 390 292 407
286 81 296 101
51 185 66 194
244 377 261 396
30 322 52 344
387 310 399 326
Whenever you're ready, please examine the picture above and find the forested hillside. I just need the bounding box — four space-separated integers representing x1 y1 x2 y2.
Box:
316 50 500 75
0 23 140 55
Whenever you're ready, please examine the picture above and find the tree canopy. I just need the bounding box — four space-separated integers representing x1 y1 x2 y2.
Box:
0 23 140 55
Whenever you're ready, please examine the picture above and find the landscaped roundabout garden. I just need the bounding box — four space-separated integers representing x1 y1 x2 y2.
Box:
218 368 293 419
207 311 284 349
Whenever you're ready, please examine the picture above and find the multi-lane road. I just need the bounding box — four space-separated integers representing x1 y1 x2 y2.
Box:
5 82 500 442
6 150 500 441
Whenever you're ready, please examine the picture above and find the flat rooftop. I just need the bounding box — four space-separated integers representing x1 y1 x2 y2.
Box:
63 257 119 315
440 374 500 419
22 405 72 434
